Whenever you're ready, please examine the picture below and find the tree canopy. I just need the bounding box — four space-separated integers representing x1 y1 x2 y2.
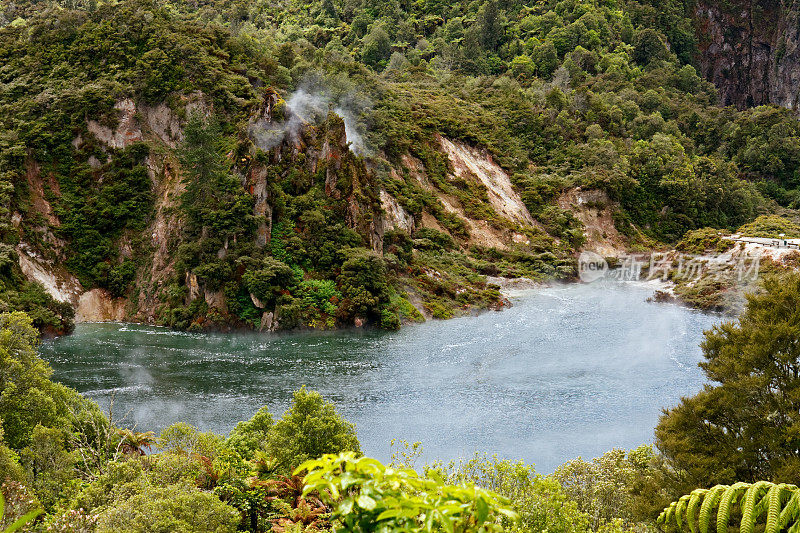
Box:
656 272 800 487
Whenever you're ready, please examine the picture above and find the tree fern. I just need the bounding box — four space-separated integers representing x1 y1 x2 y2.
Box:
765 484 792 533
740 481 771 533
779 491 800 532
677 494 691 530
659 482 800 533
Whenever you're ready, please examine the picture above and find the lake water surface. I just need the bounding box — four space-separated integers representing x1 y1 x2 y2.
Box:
40 282 722 473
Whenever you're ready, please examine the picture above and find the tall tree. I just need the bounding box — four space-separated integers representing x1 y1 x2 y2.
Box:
264 386 361 470
476 0 502 51
361 23 391 69
656 273 800 487
0 312 79 449
178 114 254 240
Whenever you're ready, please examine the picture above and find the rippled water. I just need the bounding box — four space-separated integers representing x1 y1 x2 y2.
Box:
40 282 722 473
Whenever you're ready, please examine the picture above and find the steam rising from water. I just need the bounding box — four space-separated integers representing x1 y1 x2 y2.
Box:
40 282 721 472
249 74 369 155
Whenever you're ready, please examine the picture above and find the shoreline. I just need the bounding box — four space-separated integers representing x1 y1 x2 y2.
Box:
62 273 723 338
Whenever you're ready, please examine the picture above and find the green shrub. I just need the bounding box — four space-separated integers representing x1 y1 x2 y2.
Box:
413 228 456 251
158 423 225 459
0 312 83 450
336 248 391 325
553 446 671 530
737 215 800 238
297 278 341 327
0 426 24 484
265 387 361 471
676 228 734 254
96 484 240 533
379 308 401 330
226 406 274 459
448 454 589 533
298 452 518 532
243 257 297 309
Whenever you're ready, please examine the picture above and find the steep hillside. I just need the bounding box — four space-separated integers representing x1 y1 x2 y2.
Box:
10 85 560 332
3 0 800 333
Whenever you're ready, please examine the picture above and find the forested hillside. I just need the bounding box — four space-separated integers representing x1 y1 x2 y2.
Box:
6 0 800 530
2 0 800 334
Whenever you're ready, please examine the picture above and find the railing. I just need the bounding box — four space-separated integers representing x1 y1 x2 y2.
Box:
722 235 800 249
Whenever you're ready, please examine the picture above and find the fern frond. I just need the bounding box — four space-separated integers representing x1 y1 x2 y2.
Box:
699 485 728 533
753 485 774 518
717 482 749 533
765 484 794 533
687 489 709 533
676 494 692 530
740 481 771 533
666 501 678 524
779 490 800 531
665 482 800 533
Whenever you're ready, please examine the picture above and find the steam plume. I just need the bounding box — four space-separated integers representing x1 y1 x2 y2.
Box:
249 74 369 155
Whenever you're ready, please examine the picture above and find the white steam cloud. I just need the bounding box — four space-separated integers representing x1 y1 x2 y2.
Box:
249 76 369 155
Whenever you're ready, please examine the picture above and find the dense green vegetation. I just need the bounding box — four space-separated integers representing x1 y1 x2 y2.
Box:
3 0 800 521
2 0 800 331
736 215 800 239
4 0 800 526
3 0 800 528
656 273 800 488
298 452 518 532
2 272 800 530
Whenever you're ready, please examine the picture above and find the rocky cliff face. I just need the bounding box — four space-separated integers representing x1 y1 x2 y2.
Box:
693 0 800 111
17 91 460 329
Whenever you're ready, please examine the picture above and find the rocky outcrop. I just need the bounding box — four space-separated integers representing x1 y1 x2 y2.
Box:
259 310 278 332
17 248 83 305
438 136 535 226
380 189 414 234
250 164 273 247
16 95 205 324
393 138 538 250
558 188 627 257
693 0 800 111
400 152 511 248
18 202 138 324
13 90 553 331
86 93 205 149
75 289 127 322
322 115 346 200
139 102 183 148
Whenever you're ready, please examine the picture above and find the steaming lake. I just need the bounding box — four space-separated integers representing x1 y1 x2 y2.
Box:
40 281 721 473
